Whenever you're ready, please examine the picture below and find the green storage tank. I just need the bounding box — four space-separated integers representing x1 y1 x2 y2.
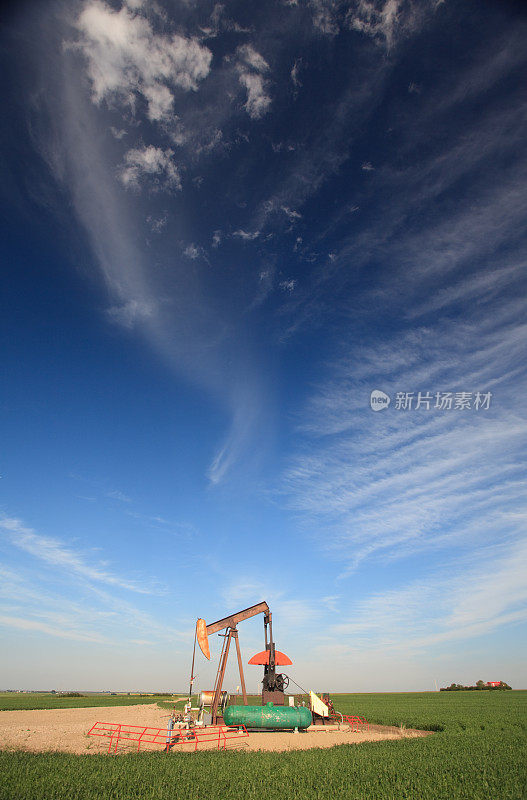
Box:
223 702 312 730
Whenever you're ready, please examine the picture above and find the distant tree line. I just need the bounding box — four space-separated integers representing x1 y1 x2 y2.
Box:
440 680 511 691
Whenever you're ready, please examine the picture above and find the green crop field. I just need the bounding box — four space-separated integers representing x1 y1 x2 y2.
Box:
0 693 180 712
0 691 526 800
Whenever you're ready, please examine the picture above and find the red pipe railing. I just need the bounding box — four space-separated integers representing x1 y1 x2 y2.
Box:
87 721 249 754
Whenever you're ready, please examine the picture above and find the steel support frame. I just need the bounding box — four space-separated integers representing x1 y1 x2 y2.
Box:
211 625 248 723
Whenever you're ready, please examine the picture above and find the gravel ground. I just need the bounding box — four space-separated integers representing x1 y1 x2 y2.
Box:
0 704 432 754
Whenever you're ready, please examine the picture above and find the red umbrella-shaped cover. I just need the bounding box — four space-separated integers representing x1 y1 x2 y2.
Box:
248 650 292 666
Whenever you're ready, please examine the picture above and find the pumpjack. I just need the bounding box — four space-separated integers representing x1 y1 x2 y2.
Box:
192 601 292 723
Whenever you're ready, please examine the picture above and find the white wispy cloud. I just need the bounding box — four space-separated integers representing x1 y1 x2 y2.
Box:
434 26 527 111
0 517 155 594
407 262 525 319
310 0 340 35
290 58 302 88
74 0 212 121
327 539 527 654
110 126 127 139
235 44 271 119
306 0 441 43
184 243 204 260
118 146 181 191
281 206 302 222
147 211 168 233
106 299 156 329
347 0 402 46
105 489 131 502
35 20 267 489
220 580 321 633
346 0 443 49
236 44 270 74
0 563 180 645
238 73 272 119
283 288 527 574
0 614 108 643
248 60 389 235
200 3 253 39
233 229 260 240
302 52 527 326
207 393 259 485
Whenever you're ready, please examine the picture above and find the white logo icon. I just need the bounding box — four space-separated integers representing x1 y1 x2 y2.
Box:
370 390 391 411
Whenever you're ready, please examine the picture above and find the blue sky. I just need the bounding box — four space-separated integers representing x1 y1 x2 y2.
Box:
1 0 526 693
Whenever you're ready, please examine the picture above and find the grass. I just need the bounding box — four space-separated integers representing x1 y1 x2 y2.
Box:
333 689 526 734
0 691 526 800
0 693 180 712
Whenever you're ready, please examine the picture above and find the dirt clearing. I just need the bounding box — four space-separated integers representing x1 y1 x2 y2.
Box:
0 704 432 754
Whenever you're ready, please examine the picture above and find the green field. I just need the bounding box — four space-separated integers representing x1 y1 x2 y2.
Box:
0 691 525 800
0 693 179 712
